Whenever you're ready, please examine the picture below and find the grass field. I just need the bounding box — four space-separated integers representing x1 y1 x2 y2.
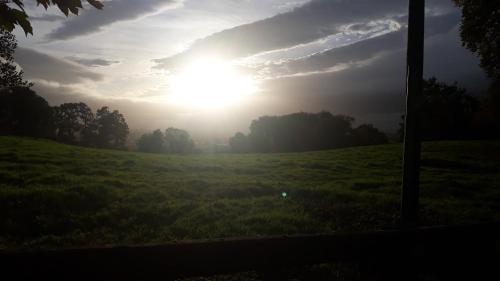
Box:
0 136 499 249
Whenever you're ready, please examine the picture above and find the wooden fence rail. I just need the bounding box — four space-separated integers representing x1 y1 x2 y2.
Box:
1 222 499 280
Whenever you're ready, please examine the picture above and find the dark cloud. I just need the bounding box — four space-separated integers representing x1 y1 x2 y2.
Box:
153 0 449 70
262 13 461 77
66 56 120 67
30 14 66 22
15 48 103 84
46 0 181 41
262 30 406 77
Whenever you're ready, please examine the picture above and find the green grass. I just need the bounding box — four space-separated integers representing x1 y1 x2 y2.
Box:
0 136 499 249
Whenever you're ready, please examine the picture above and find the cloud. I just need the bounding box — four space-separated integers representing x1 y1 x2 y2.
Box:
45 0 183 41
14 48 103 84
153 0 410 70
66 56 120 67
258 13 462 78
30 14 66 22
153 0 456 70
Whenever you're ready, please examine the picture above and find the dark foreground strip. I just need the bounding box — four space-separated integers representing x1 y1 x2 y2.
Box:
1 223 499 280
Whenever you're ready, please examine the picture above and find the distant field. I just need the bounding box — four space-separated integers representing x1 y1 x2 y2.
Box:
0 136 499 249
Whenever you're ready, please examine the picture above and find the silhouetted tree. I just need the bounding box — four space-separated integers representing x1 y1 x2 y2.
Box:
399 78 479 141
316 113 355 149
136 129 165 153
247 111 358 153
85 106 129 149
0 0 103 35
0 29 32 89
0 87 53 138
455 0 500 124
229 132 251 153
53 102 93 144
164 127 195 154
455 0 500 82
351 124 389 146
247 116 276 153
421 78 479 140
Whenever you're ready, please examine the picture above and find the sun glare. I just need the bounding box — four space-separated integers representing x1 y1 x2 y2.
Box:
169 58 256 108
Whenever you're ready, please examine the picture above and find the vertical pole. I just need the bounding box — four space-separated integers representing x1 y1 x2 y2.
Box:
401 0 425 226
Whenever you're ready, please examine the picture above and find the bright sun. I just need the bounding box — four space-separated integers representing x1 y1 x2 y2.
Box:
168 58 256 108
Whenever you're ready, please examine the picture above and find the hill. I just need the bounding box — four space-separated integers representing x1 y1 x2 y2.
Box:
0 136 499 249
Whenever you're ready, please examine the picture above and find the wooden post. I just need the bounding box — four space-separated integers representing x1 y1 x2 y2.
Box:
401 0 425 226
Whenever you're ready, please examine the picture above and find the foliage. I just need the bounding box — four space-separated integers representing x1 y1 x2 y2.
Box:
0 86 130 149
0 87 53 138
137 128 196 154
84 106 129 149
420 78 479 140
53 102 94 144
454 1 500 124
136 129 165 153
399 78 480 141
248 112 354 153
0 136 498 249
351 124 388 146
0 28 32 89
454 0 500 82
229 132 251 153
164 127 195 154
232 111 387 153
0 0 103 35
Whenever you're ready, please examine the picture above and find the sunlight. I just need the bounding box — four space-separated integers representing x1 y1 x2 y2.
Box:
168 58 256 108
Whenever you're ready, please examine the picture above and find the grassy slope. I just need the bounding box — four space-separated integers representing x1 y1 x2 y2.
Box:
0 136 499 249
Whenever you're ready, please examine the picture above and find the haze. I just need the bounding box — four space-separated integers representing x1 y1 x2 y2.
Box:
14 0 488 143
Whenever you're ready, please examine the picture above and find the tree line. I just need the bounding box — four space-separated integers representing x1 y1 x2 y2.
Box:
230 75 500 154
0 86 202 153
0 86 130 150
136 128 197 154
398 77 500 141
229 112 388 153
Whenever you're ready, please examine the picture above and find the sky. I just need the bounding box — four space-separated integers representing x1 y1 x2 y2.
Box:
13 0 489 143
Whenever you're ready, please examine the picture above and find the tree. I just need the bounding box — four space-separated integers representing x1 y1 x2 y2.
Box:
86 106 128 149
398 78 480 141
0 28 32 89
164 127 195 154
136 129 165 153
351 124 388 146
455 1 500 120
455 0 500 82
0 0 103 35
0 87 53 138
247 111 356 153
229 132 251 153
420 78 479 140
53 102 93 144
